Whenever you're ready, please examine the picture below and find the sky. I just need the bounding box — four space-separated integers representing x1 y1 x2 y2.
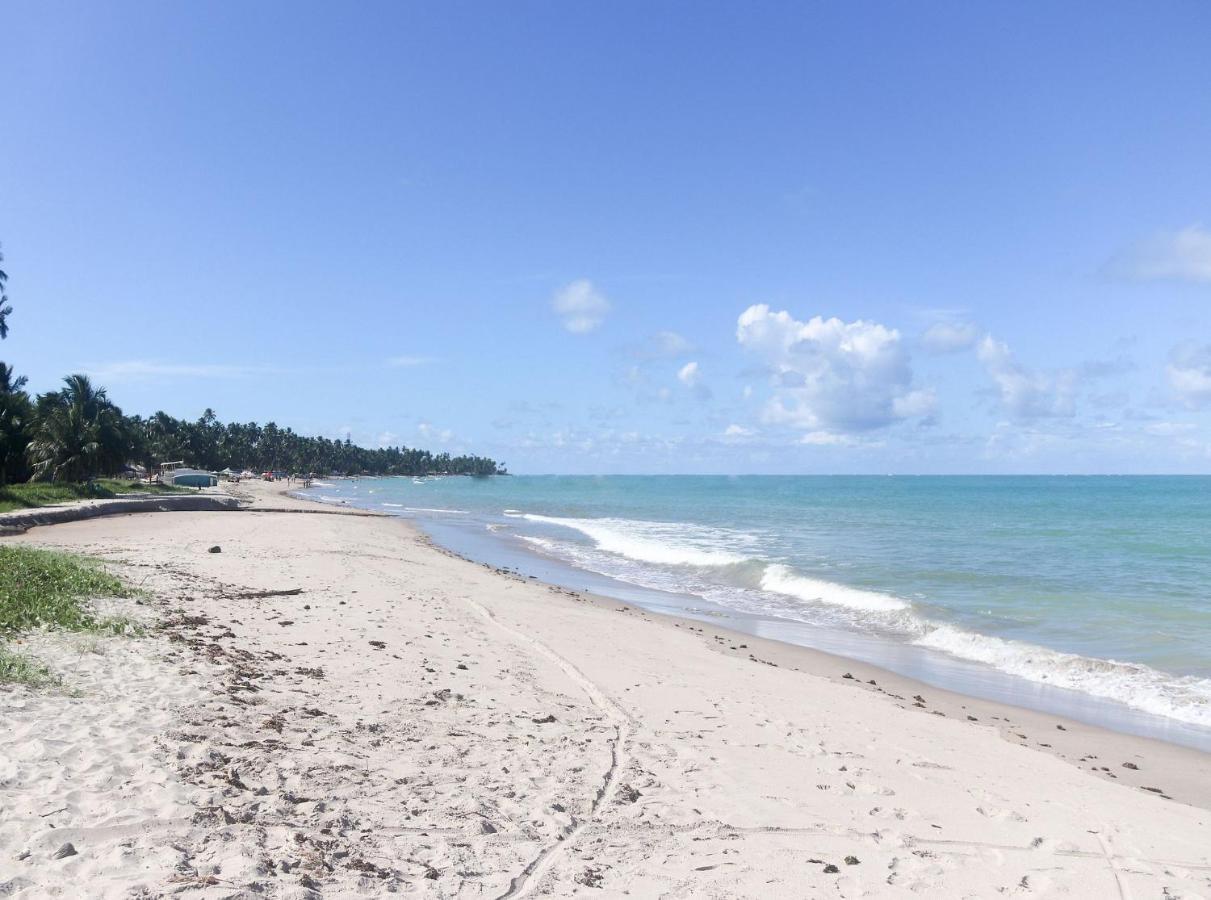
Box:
3 1 1211 474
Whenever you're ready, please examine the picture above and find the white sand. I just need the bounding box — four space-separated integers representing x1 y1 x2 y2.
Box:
2 480 1210 898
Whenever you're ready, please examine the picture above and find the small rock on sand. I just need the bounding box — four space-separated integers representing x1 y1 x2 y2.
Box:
53 842 78 860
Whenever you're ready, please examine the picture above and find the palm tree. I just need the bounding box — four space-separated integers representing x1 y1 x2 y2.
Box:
0 244 11 339
0 362 32 484
0 361 27 393
27 374 128 482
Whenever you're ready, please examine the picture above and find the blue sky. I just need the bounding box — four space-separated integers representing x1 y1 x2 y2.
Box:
3 1 1211 473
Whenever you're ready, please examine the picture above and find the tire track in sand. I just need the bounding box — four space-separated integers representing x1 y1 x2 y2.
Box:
457 593 634 899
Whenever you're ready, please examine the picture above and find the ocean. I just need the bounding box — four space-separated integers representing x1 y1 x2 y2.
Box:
298 475 1211 750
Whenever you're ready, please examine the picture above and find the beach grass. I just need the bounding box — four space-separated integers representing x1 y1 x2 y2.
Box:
0 545 133 632
0 644 60 687
0 479 186 513
0 545 138 685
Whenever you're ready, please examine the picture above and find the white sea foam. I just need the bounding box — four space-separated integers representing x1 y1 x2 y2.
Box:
520 514 752 567
405 507 469 515
759 564 910 612
381 502 405 508
916 625 1211 727
519 535 558 550
309 480 335 487
312 495 346 505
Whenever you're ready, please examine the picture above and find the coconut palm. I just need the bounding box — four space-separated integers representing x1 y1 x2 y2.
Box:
27 374 128 482
0 244 11 339
0 362 32 484
0 361 27 393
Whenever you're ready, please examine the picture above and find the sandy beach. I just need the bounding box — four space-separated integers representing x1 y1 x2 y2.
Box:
2 480 1210 898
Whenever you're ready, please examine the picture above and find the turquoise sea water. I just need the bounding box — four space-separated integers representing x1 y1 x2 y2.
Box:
300 475 1211 743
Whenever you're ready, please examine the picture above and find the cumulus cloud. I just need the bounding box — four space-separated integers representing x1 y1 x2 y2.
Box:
552 279 611 333
723 424 755 438
676 360 712 400
892 388 939 418
977 336 1076 419
921 321 981 354
1105 225 1211 283
735 304 935 434
1168 343 1211 408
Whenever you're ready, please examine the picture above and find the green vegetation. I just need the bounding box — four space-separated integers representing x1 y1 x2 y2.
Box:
0 244 499 486
0 645 57 688
0 545 136 685
136 408 503 476
0 545 132 632
0 478 184 513
27 375 129 482
0 367 503 486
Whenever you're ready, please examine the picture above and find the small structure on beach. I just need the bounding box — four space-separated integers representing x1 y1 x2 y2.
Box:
165 468 219 488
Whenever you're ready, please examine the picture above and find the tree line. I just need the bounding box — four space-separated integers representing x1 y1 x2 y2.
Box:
0 368 503 484
0 244 502 483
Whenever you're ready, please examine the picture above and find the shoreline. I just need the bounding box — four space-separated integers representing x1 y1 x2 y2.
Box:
295 476 1211 752
351 495 1211 811
3 479 1210 896
292 483 1211 761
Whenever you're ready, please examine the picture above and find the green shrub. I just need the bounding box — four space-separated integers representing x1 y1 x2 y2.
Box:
0 545 131 634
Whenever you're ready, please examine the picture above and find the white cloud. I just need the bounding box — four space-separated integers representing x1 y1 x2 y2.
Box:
417 421 455 444
677 361 700 386
735 304 935 433
1168 343 1211 408
982 421 1067 461
921 321 981 354
800 431 857 446
1106 225 1211 283
386 355 432 367
632 330 692 358
892 388 939 418
82 360 274 382
675 360 712 400
722 423 755 441
552 279 611 333
1145 421 1197 437
977 336 1076 419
